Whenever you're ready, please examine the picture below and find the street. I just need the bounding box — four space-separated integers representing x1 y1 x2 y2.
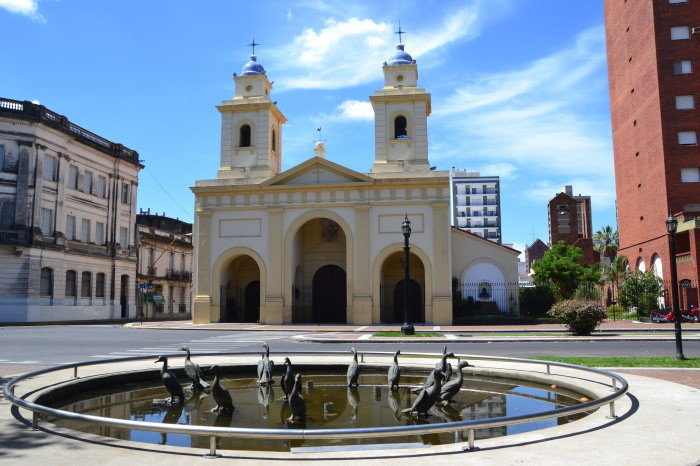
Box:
1 324 698 373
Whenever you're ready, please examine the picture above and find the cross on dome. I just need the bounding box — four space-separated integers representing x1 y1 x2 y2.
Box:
241 39 266 76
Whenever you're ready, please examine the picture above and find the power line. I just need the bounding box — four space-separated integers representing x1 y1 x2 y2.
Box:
144 166 193 221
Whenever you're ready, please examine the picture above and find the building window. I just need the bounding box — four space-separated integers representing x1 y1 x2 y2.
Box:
81 219 90 243
168 285 174 312
81 271 92 298
394 116 408 139
0 145 4 171
272 129 277 152
65 270 77 297
40 208 54 236
168 252 174 271
84 171 93 194
66 215 76 240
676 95 695 109
179 287 186 312
671 26 691 40
681 168 700 182
95 222 104 246
240 124 252 147
678 131 698 145
95 273 105 298
148 248 154 268
97 176 106 198
673 60 692 74
120 227 128 247
40 267 53 297
68 165 79 189
180 254 186 272
43 155 57 181
669 0 688 4
121 183 130 204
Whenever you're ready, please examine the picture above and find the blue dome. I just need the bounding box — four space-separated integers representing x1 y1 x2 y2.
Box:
387 44 414 66
242 55 265 75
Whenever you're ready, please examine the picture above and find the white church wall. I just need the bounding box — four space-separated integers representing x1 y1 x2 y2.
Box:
369 204 434 262
209 209 271 269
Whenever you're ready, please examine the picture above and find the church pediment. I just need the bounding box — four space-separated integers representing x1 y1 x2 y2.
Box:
262 157 373 186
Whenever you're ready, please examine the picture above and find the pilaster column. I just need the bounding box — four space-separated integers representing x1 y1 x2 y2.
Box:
192 207 213 323
14 141 32 231
432 202 452 325
31 145 45 236
352 204 372 324
266 208 284 324
54 152 67 243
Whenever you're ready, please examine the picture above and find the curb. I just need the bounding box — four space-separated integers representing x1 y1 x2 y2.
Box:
292 335 700 343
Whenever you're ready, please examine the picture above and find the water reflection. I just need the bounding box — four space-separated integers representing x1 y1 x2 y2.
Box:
50 372 588 452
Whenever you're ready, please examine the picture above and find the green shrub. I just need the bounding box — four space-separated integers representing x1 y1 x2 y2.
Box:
548 299 606 335
606 305 626 319
519 285 556 317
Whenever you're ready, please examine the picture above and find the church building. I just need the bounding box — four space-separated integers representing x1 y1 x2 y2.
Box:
191 42 519 325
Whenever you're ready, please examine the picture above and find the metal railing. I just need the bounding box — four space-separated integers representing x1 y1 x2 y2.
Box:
3 351 628 457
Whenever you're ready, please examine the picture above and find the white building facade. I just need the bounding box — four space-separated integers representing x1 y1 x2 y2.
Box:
450 170 502 244
0 98 141 322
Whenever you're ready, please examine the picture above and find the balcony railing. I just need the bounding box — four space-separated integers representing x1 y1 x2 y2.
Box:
166 269 192 281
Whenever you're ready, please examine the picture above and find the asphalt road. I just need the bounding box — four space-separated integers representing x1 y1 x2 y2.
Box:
0 325 698 374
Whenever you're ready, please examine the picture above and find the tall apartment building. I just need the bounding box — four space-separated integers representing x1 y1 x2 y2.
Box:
136 210 192 319
450 170 502 244
604 0 700 307
0 98 142 322
547 185 598 265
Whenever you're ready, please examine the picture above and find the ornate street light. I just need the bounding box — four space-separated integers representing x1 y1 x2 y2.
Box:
666 214 684 360
401 215 415 335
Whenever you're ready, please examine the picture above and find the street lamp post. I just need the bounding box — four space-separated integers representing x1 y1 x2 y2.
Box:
401 215 415 336
666 214 685 360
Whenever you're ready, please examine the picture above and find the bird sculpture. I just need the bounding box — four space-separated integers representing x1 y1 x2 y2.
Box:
440 360 470 403
209 365 234 414
155 356 184 404
403 368 445 417
413 352 454 393
388 350 401 390
179 346 210 391
347 347 360 387
287 374 306 422
280 357 295 400
435 345 452 381
257 342 274 386
444 362 453 382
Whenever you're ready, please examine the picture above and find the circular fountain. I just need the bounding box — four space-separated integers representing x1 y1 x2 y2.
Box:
3 351 628 457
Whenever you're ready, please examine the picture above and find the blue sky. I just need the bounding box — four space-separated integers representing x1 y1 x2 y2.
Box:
0 0 614 252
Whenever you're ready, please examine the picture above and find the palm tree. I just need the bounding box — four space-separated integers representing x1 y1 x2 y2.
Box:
593 226 619 259
603 255 629 306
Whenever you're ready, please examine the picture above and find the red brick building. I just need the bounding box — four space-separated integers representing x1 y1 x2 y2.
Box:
524 239 549 273
604 0 700 308
547 186 599 265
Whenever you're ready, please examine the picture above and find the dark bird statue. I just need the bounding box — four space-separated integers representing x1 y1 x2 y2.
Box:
435 346 452 381
155 356 184 404
413 352 455 393
280 357 294 400
403 369 445 417
257 342 274 386
444 362 453 382
209 365 234 414
440 360 471 403
347 347 360 387
179 346 210 391
388 350 401 390
287 374 306 422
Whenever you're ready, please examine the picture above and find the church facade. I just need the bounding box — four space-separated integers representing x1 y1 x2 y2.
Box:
191 44 519 325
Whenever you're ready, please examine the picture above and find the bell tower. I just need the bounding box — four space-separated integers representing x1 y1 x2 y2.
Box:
217 42 287 182
371 37 431 174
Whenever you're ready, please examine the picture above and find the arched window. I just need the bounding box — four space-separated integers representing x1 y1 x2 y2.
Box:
636 257 646 272
95 273 105 298
40 268 53 297
239 124 251 147
65 270 77 297
81 272 92 298
394 116 408 139
271 129 277 152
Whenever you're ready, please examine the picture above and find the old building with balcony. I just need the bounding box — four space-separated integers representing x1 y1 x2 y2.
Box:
450 170 502 244
0 98 142 322
136 210 192 318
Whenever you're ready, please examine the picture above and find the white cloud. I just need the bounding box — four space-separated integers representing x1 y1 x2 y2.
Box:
432 26 615 204
273 1 493 90
0 0 44 22
336 99 373 121
286 9 292 21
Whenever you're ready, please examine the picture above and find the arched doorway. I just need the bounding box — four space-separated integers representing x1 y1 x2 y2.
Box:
220 255 260 323
290 218 348 323
379 251 425 323
312 265 347 323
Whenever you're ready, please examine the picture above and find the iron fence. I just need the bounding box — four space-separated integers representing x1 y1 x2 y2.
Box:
455 282 520 317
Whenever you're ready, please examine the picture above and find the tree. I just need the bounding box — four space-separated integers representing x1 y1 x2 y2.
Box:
532 241 601 300
593 226 619 259
618 269 664 316
602 255 629 305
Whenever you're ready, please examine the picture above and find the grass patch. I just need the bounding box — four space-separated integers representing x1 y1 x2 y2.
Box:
373 332 444 338
535 356 700 368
